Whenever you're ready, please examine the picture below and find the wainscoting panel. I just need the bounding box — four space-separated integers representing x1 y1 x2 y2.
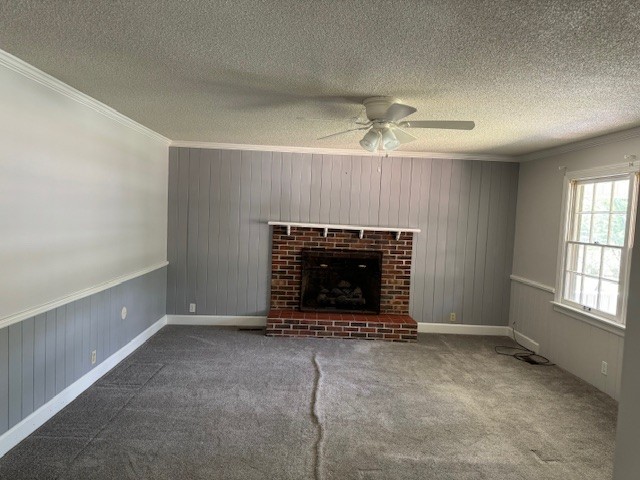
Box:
509 279 624 399
0 267 166 436
167 147 519 326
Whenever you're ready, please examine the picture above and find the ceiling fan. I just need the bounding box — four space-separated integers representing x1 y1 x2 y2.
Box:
318 97 475 152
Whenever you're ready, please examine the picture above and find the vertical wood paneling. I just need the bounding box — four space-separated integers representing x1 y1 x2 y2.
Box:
258 152 273 310
237 152 252 314
196 149 212 312
206 150 222 313
166 147 179 314
215 151 233 314
45 310 56 400
452 163 472 317
79 297 90 376
367 158 381 225
8 324 21 428
65 304 76 386
175 148 190 314
56 306 67 393
309 154 322 223
186 149 200 310
247 151 263 314
21 318 34 417
422 159 442 322
167 148 519 323
442 160 461 321
349 156 362 224
226 151 243 314
509 280 625 399
433 160 452 323
462 163 481 324
0 267 166 435
339 156 351 225
0 327 8 434
482 163 501 325
33 314 46 409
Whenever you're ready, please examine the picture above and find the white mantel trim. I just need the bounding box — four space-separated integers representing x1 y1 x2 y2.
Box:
268 221 420 240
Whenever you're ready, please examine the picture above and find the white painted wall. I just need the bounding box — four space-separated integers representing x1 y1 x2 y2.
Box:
510 134 640 400
0 53 169 321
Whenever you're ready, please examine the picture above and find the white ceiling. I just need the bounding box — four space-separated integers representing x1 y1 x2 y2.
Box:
1 1 639 156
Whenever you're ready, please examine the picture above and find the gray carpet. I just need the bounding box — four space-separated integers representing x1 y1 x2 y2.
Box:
0 326 617 479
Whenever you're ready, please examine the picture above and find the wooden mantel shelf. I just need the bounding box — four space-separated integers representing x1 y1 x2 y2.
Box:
267 221 421 240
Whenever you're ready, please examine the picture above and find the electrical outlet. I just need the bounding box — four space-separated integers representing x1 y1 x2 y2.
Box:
189 303 196 313
449 312 457 323
91 350 97 365
601 361 608 376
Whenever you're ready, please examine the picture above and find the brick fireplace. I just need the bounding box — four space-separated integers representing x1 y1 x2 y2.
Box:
266 225 418 342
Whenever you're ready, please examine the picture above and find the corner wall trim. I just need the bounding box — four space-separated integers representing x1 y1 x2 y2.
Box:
0 261 169 330
518 125 640 162
510 275 556 294
0 49 170 145
166 315 267 327
513 329 540 353
417 323 511 336
0 315 167 459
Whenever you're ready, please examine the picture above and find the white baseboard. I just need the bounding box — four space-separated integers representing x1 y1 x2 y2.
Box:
0 315 167 459
166 315 267 327
418 323 512 336
513 329 540 353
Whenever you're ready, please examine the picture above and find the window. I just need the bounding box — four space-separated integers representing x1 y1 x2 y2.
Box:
557 165 639 325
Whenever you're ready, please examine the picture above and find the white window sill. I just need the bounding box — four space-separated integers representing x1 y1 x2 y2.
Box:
550 301 625 337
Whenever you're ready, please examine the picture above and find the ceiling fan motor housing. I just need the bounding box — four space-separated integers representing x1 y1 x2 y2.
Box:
363 96 398 121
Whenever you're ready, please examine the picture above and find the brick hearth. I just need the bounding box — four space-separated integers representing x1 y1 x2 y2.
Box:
266 225 418 342
266 310 418 342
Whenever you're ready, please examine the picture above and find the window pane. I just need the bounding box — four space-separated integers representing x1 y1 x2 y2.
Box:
612 180 629 212
564 272 582 303
594 181 612 211
566 243 585 273
602 247 622 280
582 276 599 308
574 214 591 242
584 245 602 276
578 183 594 212
599 280 619 315
609 214 627 246
591 214 609 244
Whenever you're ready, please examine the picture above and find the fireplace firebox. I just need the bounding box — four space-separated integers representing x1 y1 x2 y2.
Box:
300 249 383 314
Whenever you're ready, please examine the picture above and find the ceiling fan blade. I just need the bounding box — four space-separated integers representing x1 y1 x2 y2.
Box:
383 103 417 122
399 120 475 130
317 127 369 140
392 127 417 144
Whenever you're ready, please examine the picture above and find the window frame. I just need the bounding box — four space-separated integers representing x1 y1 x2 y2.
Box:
555 163 639 327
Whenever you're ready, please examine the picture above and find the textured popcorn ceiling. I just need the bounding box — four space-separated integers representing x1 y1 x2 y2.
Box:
1 1 639 156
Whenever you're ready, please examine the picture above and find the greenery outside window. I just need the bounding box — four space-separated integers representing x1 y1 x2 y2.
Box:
557 165 639 325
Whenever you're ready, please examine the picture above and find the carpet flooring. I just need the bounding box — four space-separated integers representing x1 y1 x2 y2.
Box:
0 326 618 479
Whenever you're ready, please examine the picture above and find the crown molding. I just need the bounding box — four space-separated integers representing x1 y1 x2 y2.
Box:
518 125 640 162
170 140 517 162
0 49 170 145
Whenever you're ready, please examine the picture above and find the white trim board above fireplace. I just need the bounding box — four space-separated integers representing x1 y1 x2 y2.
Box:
267 221 421 240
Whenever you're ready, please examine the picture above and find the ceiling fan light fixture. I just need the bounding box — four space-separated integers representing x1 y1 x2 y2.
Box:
360 130 381 152
381 127 400 151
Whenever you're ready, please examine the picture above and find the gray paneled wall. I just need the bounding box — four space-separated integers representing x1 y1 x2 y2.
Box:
166 148 519 324
0 267 166 436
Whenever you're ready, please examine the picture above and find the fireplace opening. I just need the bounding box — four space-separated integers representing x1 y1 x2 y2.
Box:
300 249 383 314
